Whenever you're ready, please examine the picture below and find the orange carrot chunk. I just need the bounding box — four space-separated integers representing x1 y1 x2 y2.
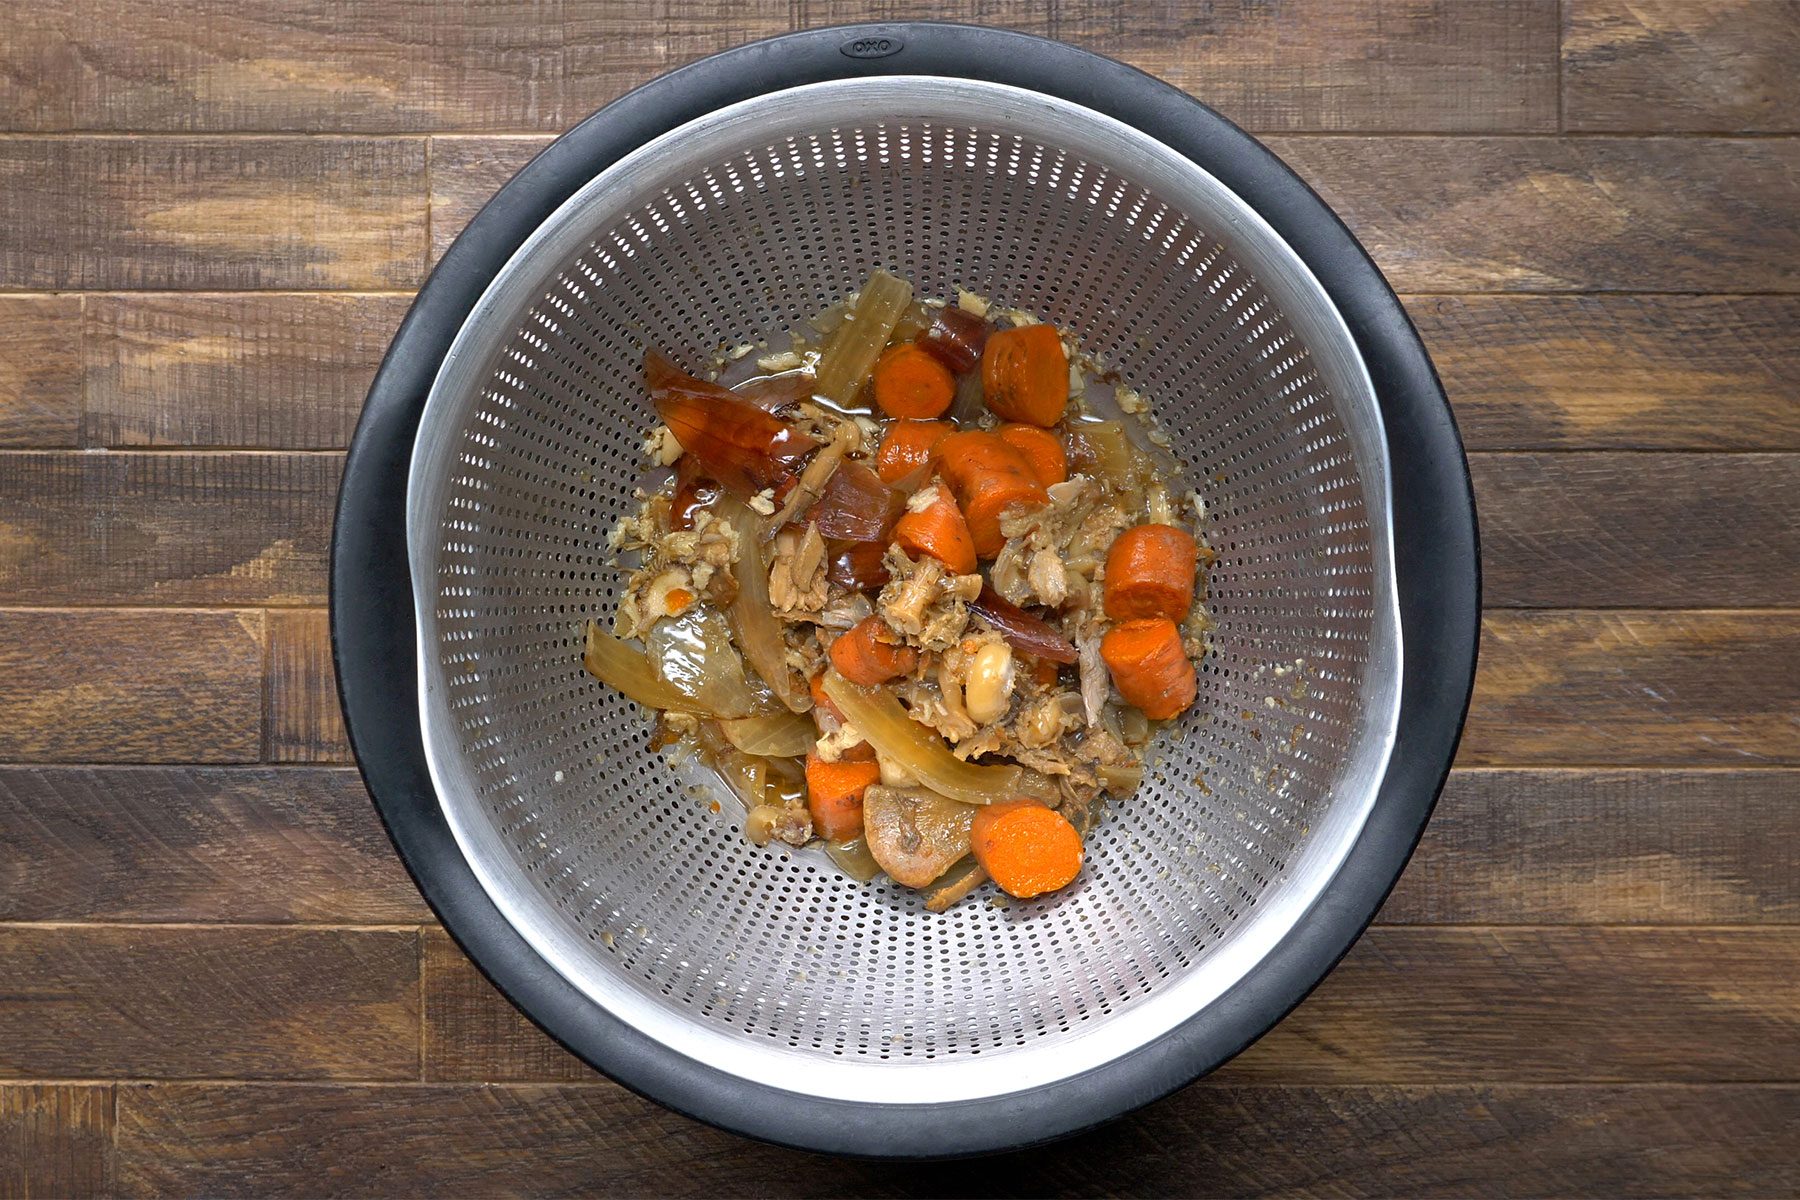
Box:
828 616 918 686
982 324 1069 428
970 799 1084 899
933 430 1049 559
873 343 956 419
1100 617 1197 721
892 486 978 576
875 419 955 484
1103 524 1200 622
997 424 1068 487
806 750 880 841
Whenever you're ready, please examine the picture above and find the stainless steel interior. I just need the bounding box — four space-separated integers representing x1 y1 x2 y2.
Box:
407 78 1400 1106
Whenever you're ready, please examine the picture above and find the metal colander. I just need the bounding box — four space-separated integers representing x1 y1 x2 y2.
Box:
340 24 1476 1157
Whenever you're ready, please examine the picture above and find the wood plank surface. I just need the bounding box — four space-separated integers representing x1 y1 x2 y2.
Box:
0 609 263 763
1473 453 1800 608
0 767 425 924
111 1081 1800 1198
1226 928 1800 1084
0 0 559 133
0 452 338 605
1 1 1558 134
263 609 350 764
0 927 418 1081
1408 294 1800 451
0 138 427 290
1269 136 1800 292
0 1084 113 1198
422 924 1800 1087
1564 0 1800 132
428 136 550 262
1384 768 1800 924
83 293 411 448
0 295 83 448
1462 610 1800 766
422 928 591 1083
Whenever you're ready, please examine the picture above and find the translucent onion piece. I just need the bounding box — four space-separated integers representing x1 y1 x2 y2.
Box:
1099 763 1145 797
821 671 1022 805
731 368 815 412
810 460 901 542
720 710 816 758
814 270 914 406
645 608 760 719
583 621 703 714
916 305 989 375
947 364 986 426
720 501 809 713
826 539 891 592
825 837 883 883
648 350 816 496
923 855 988 912
968 585 1078 663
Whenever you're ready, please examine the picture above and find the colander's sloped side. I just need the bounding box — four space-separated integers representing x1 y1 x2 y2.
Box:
335 22 1476 1157
407 76 1398 1106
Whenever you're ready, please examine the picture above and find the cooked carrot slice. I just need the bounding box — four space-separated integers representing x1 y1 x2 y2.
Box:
874 343 956 419
875 419 955 484
806 750 880 841
982 324 1069 427
971 799 1083 899
1103 524 1200 621
933 430 1048 559
1100 617 1197 721
892 486 977 576
829 616 918 686
996 424 1068 487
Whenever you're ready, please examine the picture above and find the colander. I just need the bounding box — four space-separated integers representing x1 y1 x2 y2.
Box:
333 23 1479 1157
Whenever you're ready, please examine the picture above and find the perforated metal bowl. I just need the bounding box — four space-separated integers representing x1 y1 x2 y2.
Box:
334 24 1478 1157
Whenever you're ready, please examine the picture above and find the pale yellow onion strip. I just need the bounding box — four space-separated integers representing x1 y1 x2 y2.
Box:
825 837 883 883
821 671 1021 805
721 501 808 712
582 621 702 714
719 710 816 758
813 270 914 406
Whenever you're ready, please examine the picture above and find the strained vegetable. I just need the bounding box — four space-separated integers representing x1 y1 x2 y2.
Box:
579 271 1211 908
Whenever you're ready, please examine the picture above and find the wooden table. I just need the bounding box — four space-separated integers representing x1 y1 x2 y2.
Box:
3 2 1797 1195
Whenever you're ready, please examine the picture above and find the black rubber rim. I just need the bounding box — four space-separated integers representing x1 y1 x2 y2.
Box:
332 21 1480 1159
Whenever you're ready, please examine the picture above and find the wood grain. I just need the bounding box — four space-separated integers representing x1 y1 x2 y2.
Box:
0 296 82 448
0 609 263 763
1270 136 1800 292
1226 928 1800 1084
1408 294 1800 451
428 136 551 262
0 1084 113 1198
562 0 1559 134
112 1081 1800 1198
0 0 558 133
84 293 411 449
1463 610 1800 766
0 138 427 289
422 928 591 1083
0 452 337 605
422 923 1800 1087
0 766 425 923
1385 769 1800 924
263 609 349 764
1473 453 1800 608
0 927 417 1081
1 1 1559 134
1564 0 1800 132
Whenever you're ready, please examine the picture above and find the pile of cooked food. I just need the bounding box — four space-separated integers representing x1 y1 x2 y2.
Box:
583 270 1213 910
